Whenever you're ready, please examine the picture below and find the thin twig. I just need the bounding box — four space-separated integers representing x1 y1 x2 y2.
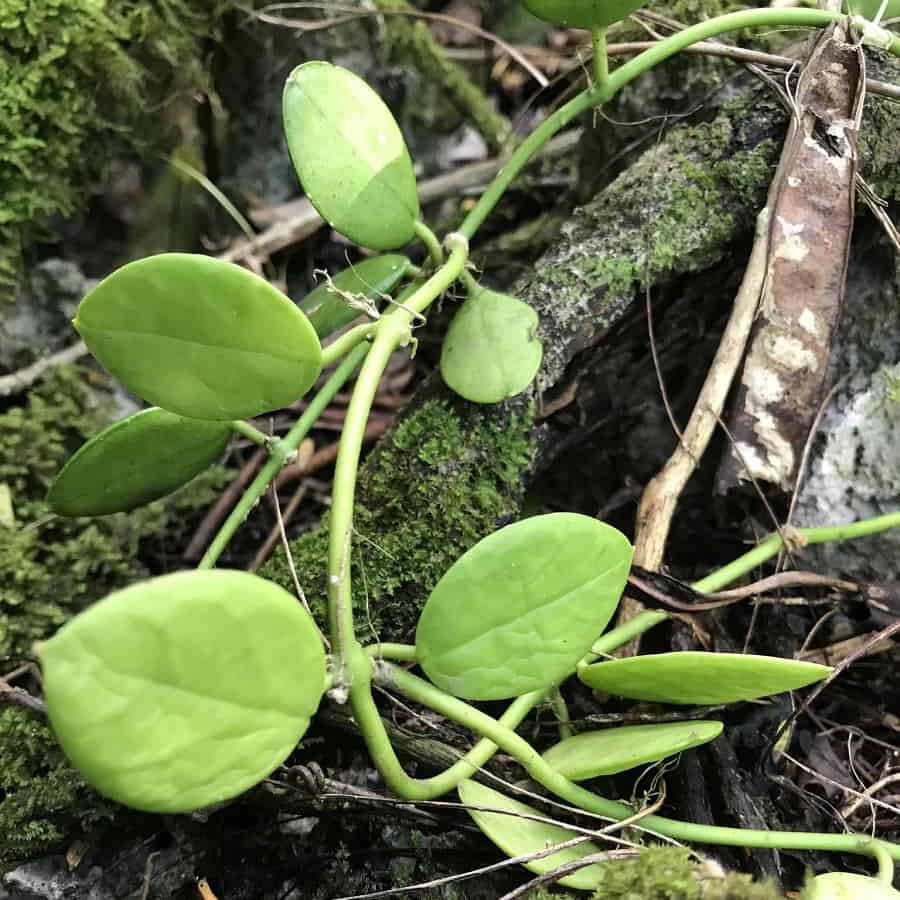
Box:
841 772 900 819
250 1 548 86
0 341 88 397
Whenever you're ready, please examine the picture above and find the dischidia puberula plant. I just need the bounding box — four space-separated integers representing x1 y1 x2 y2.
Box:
35 0 900 893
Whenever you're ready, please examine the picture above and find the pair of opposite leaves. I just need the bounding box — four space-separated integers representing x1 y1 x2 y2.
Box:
40 512 828 817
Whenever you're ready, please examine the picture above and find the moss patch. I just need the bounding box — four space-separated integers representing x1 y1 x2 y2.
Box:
0 0 238 289
0 366 232 866
262 395 533 643
588 846 783 899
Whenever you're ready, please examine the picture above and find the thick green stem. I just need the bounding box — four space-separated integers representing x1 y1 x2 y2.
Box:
230 420 270 447
353 608 671 800
320 322 379 369
348 642 546 800
327 236 470 693
592 25 610 93
693 510 900 594
413 219 445 269
459 8 878 241
198 344 370 570
380 661 900 863
366 642 418 662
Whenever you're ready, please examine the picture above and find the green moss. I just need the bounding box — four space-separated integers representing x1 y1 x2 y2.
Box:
588 847 784 899
262 397 533 642
858 92 900 201
371 0 511 151
0 366 232 865
0 0 238 289
0 707 114 869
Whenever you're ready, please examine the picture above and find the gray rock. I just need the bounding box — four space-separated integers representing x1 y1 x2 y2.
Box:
0 261 87 373
795 230 900 579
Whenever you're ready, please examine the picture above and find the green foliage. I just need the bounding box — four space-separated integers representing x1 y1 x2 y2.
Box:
283 62 420 250
0 0 239 289
75 254 323 420
524 0 646 28
41 570 326 813
300 255 410 339
262 398 534 643
587 847 783 899
416 514 632 700
459 778 608 891
48 408 231 516
440 284 544 405
803 873 900 899
0 367 232 865
541 721 723 780
579 652 831 704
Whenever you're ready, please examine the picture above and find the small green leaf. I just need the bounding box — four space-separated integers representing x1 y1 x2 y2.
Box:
803 874 900 899
39 570 327 813
524 0 645 28
283 62 420 250
578 652 831 705
844 0 900 18
458 779 604 891
440 285 542 404
542 721 723 780
300 254 409 338
47 408 231 516
75 254 323 420
416 514 632 700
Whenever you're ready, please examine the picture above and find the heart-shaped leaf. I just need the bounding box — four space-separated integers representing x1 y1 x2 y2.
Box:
47 408 231 517
75 254 323 420
440 285 542 404
39 570 327 813
416 514 632 700
458 779 604 891
283 62 420 250
542 721 723 780
300 254 409 338
524 0 646 28
579 652 830 705
803 874 900 899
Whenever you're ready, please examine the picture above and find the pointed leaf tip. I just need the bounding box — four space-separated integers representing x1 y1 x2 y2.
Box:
578 652 831 705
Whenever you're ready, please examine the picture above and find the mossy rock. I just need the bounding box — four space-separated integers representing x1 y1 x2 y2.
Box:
587 846 784 899
0 366 232 866
262 393 533 643
0 0 240 291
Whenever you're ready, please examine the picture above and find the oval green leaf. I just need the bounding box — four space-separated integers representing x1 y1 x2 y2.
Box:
524 0 646 28
39 570 327 813
283 62 420 250
415 513 633 700
300 254 409 338
440 285 543 404
803 874 900 900
74 253 323 421
47 408 231 517
542 721 723 780
579 652 831 705
458 779 604 891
